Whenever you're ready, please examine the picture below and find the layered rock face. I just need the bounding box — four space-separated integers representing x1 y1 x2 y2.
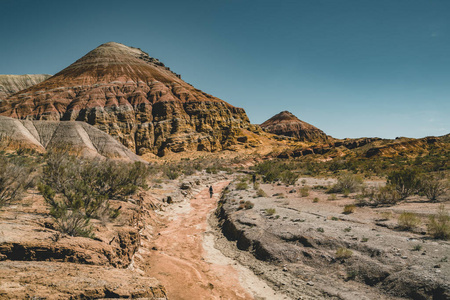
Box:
260 111 328 142
0 116 143 161
0 74 51 100
0 42 250 156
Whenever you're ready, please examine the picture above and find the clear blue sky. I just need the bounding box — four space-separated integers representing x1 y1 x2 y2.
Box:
1 0 449 139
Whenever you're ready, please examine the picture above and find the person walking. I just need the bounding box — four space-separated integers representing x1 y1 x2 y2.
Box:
209 186 213 198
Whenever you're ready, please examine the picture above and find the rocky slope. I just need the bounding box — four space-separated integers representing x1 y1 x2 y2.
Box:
0 74 51 100
0 116 143 161
260 111 328 142
0 42 251 156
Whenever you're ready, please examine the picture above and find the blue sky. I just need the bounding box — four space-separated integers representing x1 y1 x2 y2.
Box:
1 0 449 139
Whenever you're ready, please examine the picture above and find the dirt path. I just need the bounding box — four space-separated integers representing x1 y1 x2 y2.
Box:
139 181 280 300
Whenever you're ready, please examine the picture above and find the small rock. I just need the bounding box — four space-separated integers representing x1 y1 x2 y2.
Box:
433 264 441 268
283 267 288 272
306 281 314 286
401 256 408 259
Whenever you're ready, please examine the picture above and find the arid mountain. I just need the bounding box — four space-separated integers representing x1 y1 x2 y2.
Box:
0 116 143 161
260 110 328 142
0 42 251 156
0 74 51 100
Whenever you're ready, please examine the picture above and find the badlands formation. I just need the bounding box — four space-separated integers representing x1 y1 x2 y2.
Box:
0 42 253 156
0 74 51 100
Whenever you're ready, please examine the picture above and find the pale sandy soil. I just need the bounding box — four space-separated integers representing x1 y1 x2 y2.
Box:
134 179 289 300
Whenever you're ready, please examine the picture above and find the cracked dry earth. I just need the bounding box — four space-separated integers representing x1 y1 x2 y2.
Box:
134 180 287 300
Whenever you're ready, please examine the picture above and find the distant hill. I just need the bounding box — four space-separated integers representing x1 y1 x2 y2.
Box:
260 111 328 142
0 74 51 100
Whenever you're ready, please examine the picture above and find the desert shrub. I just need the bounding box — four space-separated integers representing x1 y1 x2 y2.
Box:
380 211 392 220
427 205 450 240
336 247 353 259
244 201 254 209
312 197 319 203
300 187 309 197
256 188 267 197
412 244 422 251
0 155 37 208
387 169 421 200
265 208 276 215
164 167 180 180
329 174 363 194
39 151 149 236
317 227 324 233
373 185 401 206
421 175 447 202
254 160 299 185
328 194 337 201
343 204 356 214
398 212 421 231
236 182 249 190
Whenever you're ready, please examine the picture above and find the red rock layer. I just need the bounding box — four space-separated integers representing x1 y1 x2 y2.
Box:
0 42 250 156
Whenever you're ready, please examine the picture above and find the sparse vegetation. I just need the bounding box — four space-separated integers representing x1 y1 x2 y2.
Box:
398 212 421 231
265 208 276 215
256 188 267 197
300 186 309 197
336 247 353 259
421 174 447 202
343 204 356 214
329 174 363 194
312 197 319 203
427 204 450 240
412 244 422 251
0 155 37 208
387 169 421 200
39 150 149 236
236 182 249 190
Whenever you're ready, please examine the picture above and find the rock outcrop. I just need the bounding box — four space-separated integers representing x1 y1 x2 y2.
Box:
0 115 143 161
0 42 251 156
260 111 328 142
0 74 51 100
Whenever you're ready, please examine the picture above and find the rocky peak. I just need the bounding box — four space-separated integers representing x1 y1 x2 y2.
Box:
0 42 250 156
260 111 328 142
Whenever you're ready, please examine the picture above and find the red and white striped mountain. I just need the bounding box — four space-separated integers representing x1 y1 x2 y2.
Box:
260 111 328 142
0 42 250 156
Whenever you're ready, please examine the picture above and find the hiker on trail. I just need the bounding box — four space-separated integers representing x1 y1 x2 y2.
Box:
209 186 213 198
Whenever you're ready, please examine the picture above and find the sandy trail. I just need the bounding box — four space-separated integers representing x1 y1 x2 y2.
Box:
142 181 255 300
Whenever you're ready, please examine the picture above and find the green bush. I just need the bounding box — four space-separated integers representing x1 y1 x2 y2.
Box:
427 205 450 240
236 182 249 190
398 212 421 231
329 174 363 194
265 208 276 215
421 175 447 202
256 188 267 197
336 247 353 259
300 187 309 197
343 204 356 214
387 169 421 200
39 151 149 236
0 155 37 208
